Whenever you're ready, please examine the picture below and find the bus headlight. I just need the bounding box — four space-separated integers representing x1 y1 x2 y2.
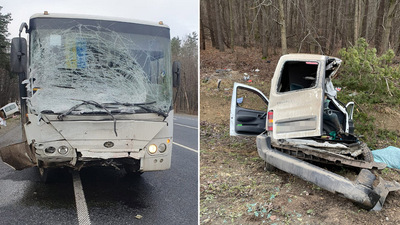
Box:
58 146 69 155
159 143 167 153
148 144 157 154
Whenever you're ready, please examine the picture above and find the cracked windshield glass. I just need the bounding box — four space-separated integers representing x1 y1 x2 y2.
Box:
28 18 172 115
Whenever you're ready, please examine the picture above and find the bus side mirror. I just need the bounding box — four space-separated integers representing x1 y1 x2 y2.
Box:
10 37 28 73
172 61 181 87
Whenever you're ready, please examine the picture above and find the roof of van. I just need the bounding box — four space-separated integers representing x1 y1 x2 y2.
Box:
0 102 17 110
280 54 328 61
30 12 169 29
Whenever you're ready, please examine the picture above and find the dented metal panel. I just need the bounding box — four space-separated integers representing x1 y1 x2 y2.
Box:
269 54 327 139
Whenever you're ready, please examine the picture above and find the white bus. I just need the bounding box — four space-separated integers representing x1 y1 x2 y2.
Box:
1 12 180 181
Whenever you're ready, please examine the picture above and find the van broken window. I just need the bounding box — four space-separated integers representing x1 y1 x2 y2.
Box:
277 61 319 93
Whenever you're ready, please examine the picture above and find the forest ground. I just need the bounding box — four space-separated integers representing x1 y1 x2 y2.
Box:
200 43 400 224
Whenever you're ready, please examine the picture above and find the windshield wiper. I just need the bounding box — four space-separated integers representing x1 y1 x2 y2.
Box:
104 101 156 106
104 101 168 119
135 105 168 118
53 85 75 89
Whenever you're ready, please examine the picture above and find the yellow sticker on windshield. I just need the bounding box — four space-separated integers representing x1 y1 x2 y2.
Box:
65 37 77 69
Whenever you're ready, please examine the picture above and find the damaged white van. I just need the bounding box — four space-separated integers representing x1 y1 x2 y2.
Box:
0 102 19 119
230 54 400 210
1 12 180 181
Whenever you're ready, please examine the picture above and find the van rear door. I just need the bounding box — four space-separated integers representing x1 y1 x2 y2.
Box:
268 55 326 139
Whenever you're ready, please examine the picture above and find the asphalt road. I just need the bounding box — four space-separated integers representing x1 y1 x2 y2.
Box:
0 114 198 225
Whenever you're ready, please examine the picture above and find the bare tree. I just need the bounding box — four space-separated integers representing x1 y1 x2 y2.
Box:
228 0 234 52
278 0 287 54
361 0 370 39
380 0 399 53
214 0 225 51
375 0 385 52
354 0 361 44
200 0 400 56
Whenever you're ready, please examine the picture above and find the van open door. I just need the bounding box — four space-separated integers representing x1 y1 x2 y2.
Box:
230 82 269 136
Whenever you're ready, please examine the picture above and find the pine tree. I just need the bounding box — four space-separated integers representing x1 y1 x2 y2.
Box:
0 6 12 69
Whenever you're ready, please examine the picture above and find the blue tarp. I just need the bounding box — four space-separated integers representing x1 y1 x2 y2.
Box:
372 146 400 169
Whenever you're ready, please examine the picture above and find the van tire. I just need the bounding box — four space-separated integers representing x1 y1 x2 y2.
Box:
361 144 374 163
264 162 275 172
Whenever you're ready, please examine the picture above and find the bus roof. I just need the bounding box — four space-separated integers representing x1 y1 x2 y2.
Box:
30 12 169 29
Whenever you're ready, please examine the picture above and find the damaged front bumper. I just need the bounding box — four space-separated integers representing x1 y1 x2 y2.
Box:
256 133 400 210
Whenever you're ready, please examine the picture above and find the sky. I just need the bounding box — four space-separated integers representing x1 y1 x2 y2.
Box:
1 0 199 40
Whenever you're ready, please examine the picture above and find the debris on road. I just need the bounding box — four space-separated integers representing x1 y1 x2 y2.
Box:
135 215 143 220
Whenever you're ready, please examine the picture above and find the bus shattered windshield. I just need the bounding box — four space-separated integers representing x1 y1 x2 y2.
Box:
27 17 172 115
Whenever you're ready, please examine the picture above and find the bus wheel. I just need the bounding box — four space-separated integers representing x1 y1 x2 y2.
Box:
38 166 49 183
124 164 143 177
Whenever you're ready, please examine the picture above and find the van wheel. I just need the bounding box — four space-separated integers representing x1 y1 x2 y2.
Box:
362 148 374 163
360 143 374 163
264 162 275 172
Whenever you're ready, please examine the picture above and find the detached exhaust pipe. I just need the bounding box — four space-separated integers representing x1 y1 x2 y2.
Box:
256 134 400 210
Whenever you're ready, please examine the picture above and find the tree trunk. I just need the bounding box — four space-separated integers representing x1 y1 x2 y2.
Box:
304 0 314 53
278 0 287 55
354 0 360 44
200 18 206 50
242 1 249 48
361 0 369 39
206 0 217 48
229 0 234 52
261 4 269 58
380 0 398 53
214 0 225 51
374 0 385 52
328 0 337 54
200 1 206 50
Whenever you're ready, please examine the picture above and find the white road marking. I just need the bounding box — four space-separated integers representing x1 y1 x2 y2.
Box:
173 142 198 153
175 123 198 130
72 171 91 225
174 116 197 121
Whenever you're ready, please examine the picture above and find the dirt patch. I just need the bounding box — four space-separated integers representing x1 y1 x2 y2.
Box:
371 106 400 134
200 43 400 224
